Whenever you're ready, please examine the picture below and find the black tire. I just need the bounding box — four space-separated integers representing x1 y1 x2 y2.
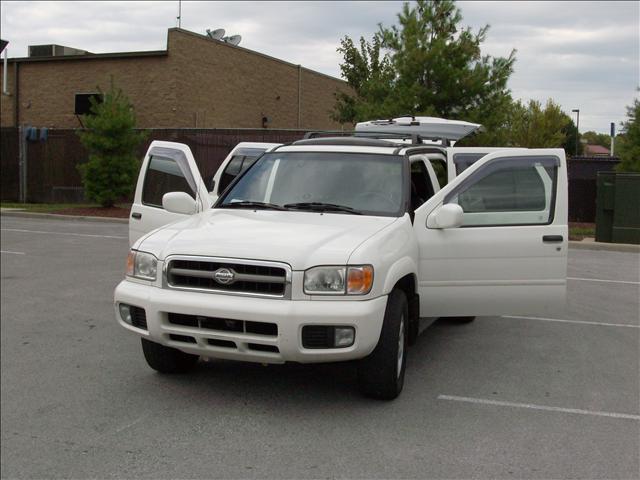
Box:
357 289 408 400
444 316 476 323
141 338 199 373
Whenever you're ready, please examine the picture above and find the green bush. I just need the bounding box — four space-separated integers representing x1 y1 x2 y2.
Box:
77 82 147 207
616 96 640 173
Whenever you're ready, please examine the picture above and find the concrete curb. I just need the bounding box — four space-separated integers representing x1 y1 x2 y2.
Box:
2 211 638 252
0 211 129 224
568 240 640 253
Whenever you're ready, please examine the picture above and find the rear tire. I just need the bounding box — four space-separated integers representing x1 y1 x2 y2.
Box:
357 289 408 400
141 338 199 373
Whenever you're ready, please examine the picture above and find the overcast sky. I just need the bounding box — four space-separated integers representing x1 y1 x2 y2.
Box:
1 1 638 133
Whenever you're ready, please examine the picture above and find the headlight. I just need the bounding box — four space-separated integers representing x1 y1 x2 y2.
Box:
304 265 373 295
126 250 158 281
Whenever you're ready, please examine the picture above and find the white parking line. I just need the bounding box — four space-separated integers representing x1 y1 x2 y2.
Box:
1 228 126 240
503 315 639 329
438 395 640 420
568 276 639 286
0 250 25 255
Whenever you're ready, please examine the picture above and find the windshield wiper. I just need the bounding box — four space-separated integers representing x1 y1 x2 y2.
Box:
283 202 363 215
219 201 287 211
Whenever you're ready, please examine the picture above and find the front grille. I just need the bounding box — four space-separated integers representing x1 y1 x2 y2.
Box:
302 326 334 349
166 257 289 298
167 312 278 337
130 306 147 330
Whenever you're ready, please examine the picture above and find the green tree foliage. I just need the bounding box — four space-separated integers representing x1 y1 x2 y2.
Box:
616 96 640 172
582 130 611 149
333 0 516 137
507 99 570 148
77 82 147 207
561 119 584 156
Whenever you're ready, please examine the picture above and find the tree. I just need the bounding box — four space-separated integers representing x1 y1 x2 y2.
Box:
507 99 570 148
582 130 610 149
562 119 584 157
616 96 640 172
77 81 147 207
333 0 516 136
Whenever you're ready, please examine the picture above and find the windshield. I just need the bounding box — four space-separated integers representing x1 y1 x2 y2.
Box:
217 152 407 216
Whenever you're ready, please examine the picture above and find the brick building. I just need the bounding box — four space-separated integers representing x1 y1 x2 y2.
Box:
0 28 351 130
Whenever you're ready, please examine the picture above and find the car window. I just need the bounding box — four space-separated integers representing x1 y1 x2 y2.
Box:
142 155 194 207
410 161 434 210
429 159 447 187
453 153 487 174
218 148 266 193
446 156 558 226
220 152 406 217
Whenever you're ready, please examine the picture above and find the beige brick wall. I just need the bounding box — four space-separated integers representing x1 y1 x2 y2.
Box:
0 29 351 130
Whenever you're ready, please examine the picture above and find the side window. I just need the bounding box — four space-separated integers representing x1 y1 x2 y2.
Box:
429 159 447 187
410 161 434 210
446 156 558 227
453 153 486 175
142 155 194 207
218 148 266 193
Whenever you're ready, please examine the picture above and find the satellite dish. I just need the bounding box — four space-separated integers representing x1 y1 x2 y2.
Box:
206 28 225 40
224 35 242 46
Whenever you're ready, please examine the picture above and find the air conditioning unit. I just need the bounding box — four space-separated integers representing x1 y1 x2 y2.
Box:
28 44 89 57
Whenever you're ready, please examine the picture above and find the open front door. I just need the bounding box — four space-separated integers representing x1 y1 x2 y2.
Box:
129 141 211 246
414 149 568 317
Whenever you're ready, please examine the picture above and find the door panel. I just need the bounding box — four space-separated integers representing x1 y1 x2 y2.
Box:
129 141 210 246
414 149 567 317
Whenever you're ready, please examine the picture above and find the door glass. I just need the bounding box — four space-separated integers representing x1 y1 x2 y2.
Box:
142 155 195 207
446 157 558 226
453 152 487 174
219 148 266 193
410 161 434 210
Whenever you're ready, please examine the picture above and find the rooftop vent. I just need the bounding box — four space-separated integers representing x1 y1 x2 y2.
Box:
28 44 91 58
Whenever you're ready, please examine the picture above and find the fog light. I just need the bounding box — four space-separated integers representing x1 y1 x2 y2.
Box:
119 303 132 325
334 327 355 347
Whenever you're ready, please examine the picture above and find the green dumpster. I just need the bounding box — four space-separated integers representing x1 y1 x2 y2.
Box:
595 172 640 244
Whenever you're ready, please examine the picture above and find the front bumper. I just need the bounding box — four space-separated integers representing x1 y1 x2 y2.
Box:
114 280 387 364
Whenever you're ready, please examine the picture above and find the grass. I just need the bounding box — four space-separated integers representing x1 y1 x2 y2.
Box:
1 203 598 239
1 202 98 212
569 223 595 240
1 202 131 213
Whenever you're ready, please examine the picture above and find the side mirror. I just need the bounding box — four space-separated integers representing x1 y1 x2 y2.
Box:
427 203 464 229
162 191 197 215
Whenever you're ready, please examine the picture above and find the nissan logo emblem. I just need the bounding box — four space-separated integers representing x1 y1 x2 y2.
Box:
213 268 235 285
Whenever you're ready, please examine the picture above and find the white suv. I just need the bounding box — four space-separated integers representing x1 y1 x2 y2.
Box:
115 117 567 399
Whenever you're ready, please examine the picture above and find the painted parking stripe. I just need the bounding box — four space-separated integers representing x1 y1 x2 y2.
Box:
0 250 25 255
438 395 640 421
568 276 639 286
1 228 126 240
503 315 639 329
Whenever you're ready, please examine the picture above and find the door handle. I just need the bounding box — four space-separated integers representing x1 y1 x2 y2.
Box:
131 212 142 219
542 235 563 243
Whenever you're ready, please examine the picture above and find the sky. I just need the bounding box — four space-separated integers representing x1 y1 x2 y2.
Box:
1 1 638 133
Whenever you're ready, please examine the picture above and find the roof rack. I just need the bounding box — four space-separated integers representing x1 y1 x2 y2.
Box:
302 130 450 146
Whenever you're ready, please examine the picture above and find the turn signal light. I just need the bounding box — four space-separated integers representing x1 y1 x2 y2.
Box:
347 265 374 295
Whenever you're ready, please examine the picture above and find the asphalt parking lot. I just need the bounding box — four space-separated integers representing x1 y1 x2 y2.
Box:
1 215 639 479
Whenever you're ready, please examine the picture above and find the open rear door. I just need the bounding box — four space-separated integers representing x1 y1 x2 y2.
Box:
413 149 568 317
129 141 211 246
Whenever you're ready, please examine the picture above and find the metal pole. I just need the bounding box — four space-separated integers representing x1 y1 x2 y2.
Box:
575 110 579 157
177 0 181 28
3 48 8 95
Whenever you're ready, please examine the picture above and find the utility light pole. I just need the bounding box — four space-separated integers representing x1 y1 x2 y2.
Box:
572 109 580 157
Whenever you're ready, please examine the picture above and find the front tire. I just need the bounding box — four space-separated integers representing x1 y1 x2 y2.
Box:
141 338 199 373
357 289 408 400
